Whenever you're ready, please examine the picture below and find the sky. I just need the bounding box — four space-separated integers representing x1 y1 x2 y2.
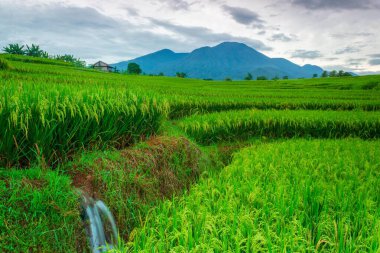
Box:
1 0 380 74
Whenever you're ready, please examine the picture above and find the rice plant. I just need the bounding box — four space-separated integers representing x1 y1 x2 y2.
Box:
0 82 169 167
178 109 380 144
122 139 380 252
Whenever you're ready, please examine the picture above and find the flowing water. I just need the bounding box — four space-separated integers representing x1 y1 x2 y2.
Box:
80 194 118 252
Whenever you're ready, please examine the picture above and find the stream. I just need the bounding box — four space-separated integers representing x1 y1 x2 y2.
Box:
80 194 118 252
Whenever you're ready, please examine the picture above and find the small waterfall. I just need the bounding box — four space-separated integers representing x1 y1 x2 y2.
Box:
80 193 118 253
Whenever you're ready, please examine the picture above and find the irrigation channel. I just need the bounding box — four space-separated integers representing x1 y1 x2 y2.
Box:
80 192 118 252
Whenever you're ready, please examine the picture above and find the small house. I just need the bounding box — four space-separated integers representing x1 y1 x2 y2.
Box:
92 61 115 72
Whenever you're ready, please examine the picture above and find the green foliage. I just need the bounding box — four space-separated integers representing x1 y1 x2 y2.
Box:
1 54 73 66
123 139 380 252
225 77 232 81
2 43 25 55
55 54 86 67
2 43 86 67
321 70 328 77
68 137 203 242
0 168 86 252
244 73 252 80
25 44 44 57
0 83 168 167
283 75 289 79
127 62 142 75
329 70 337 77
257 75 267 80
178 109 380 144
0 49 380 252
362 81 379 90
176 72 187 78
0 58 10 70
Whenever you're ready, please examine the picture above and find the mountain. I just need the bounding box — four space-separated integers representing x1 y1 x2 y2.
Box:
112 42 324 80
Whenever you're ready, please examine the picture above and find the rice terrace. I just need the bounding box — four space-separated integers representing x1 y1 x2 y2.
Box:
1 0 380 252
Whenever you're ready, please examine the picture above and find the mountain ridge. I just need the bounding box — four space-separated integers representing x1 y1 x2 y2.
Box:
112 42 324 79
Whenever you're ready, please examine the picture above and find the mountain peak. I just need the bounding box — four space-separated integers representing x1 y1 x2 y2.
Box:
215 41 250 48
153 49 175 55
113 42 324 80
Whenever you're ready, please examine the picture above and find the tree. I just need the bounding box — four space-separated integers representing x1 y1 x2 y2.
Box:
257 76 267 80
55 54 86 68
343 72 352 77
41 51 49 59
55 54 75 62
176 72 187 78
74 59 86 68
283 76 289 80
337 70 344 77
25 44 44 57
329 70 337 77
321 71 328 78
313 73 318 78
244 73 253 80
272 75 279 81
127 63 142 75
2 43 25 55
158 72 164 76
225 77 232 81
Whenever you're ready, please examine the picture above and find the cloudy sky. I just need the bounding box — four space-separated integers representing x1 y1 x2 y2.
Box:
1 0 379 74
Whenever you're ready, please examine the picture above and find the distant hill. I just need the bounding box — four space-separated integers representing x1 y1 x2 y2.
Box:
112 42 324 80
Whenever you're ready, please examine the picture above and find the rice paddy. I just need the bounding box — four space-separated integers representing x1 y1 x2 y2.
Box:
123 139 380 252
0 54 379 252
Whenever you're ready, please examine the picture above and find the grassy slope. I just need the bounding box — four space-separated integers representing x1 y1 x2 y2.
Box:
65 136 207 241
124 139 380 252
0 168 87 252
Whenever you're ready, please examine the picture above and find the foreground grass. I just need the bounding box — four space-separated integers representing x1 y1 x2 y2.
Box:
66 136 205 242
121 139 380 252
0 168 86 252
0 83 167 167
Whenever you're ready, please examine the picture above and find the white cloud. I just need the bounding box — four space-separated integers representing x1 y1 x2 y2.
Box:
0 0 379 73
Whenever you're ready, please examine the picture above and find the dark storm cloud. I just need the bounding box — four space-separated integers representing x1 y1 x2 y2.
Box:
149 18 272 51
335 46 360 55
269 33 297 42
222 5 264 28
369 59 380 65
291 50 322 59
291 0 378 10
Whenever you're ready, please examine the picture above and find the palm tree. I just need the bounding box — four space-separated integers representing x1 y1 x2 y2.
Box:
25 44 44 57
2 43 25 55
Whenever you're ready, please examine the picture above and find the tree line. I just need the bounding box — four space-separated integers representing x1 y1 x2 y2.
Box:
243 70 352 81
2 43 86 67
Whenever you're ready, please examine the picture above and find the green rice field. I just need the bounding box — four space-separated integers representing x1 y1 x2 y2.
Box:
0 55 379 252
